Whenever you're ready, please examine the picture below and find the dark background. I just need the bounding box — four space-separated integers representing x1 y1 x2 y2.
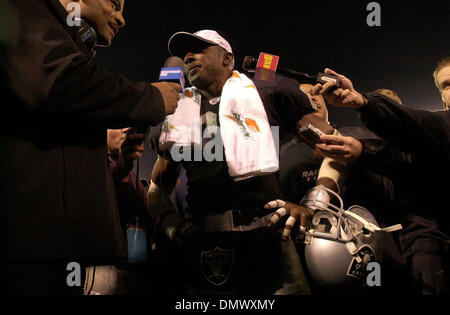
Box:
95 0 450 179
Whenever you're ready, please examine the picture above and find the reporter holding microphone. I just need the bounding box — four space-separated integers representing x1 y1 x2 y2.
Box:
0 0 179 294
312 69 450 295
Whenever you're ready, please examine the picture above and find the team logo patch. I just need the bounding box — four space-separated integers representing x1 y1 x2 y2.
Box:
346 245 377 280
245 118 260 132
184 89 194 98
200 247 235 286
162 117 176 132
224 112 261 137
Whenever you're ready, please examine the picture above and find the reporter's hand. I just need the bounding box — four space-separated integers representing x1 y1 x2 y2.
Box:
264 199 314 241
315 134 363 164
311 68 367 109
118 128 146 174
151 82 181 115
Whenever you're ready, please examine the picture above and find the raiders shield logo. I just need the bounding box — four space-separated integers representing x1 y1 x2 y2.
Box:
200 247 235 286
346 245 377 280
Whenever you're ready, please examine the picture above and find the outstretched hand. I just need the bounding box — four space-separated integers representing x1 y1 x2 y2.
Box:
311 68 367 109
315 134 363 164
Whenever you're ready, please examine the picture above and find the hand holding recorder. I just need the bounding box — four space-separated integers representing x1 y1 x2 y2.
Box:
315 134 363 164
311 68 367 109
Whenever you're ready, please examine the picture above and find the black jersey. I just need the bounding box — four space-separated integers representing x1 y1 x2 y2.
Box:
178 75 314 215
279 137 322 204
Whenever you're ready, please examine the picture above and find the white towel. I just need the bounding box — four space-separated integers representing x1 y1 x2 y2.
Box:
159 88 202 150
159 71 279 181
219 71 279 181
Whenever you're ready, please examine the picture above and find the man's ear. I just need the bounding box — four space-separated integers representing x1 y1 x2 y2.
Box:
223 52 234 69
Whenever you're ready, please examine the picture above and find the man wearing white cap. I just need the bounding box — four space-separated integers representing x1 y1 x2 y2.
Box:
148 30 350 294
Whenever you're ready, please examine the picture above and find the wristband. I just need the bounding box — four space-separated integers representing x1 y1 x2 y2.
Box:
300 185 331 211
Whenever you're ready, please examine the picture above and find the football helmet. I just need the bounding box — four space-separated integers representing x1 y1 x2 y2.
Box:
302 186 402 287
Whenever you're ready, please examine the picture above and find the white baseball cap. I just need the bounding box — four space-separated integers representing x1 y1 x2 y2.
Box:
168 30 233 58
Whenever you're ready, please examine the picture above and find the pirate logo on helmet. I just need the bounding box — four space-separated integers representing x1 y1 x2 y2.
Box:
346 245 377 280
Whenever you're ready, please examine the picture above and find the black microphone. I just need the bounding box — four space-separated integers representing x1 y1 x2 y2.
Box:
242 56 258 73
75 18 97 58
163 56 185 68
242 56 339 86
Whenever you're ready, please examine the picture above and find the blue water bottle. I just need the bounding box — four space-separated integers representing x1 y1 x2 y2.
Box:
127 216 147 263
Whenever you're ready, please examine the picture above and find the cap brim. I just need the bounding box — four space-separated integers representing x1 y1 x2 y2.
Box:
168 32 218 58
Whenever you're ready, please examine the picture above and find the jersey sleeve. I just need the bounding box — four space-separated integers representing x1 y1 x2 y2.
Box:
256 76 315 135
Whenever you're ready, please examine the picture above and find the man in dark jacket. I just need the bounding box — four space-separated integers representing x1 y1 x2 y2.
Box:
0 0 180 294
313 68 450 294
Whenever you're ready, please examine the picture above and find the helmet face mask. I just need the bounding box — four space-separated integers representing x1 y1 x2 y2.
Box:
302 187 383 288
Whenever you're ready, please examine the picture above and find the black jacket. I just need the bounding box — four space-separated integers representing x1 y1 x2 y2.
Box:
357 92 450 232
0 0 165 263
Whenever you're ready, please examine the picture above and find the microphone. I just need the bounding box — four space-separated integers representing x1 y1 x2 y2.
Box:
242 55 339 86
255 53 279 82
135 57 186 135
75 18 97 58
159 56 186 91
132 58 186 136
